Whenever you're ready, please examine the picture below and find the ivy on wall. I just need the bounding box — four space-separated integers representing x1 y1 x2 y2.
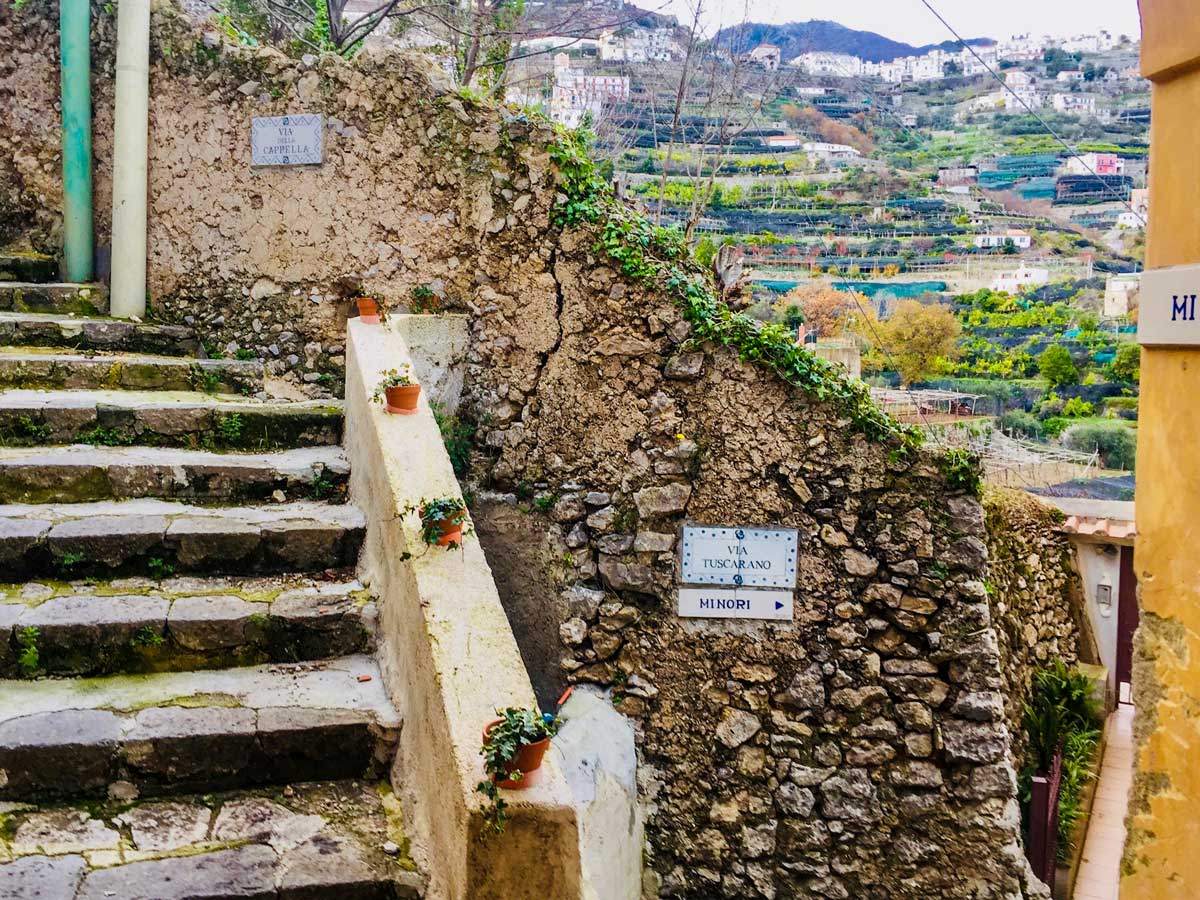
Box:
548 128 927 450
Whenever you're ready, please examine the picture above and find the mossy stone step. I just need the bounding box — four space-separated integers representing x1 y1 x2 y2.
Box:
0 780 422 898
0 390 343 449
0 655 399 801
0 348 263 394
0 575 374 677
0 311 198 356
0 444 349 504
0 282 107 315
0 252 57 283
0 499 365 579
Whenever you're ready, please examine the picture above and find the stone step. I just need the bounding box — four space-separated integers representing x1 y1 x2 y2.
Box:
0 282 108 315
0 781 423 899
0 655 399 801
0 499 365 579
0 444 350 504
0 348 263 394
0 252 57 282
0 574 374 677
0 311 198 356
0 389 343 449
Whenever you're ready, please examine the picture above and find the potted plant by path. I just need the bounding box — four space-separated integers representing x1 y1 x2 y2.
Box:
356 296 380 324
373 366 421 414
476 707 562 836
413 496 470 547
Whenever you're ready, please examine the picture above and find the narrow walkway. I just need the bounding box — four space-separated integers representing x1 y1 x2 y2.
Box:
1073 705 1135 900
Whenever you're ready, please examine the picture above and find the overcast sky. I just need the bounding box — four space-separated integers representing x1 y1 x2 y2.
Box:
660 0 1143 44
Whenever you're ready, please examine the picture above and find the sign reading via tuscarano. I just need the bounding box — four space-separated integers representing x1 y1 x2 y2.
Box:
680 526 798 588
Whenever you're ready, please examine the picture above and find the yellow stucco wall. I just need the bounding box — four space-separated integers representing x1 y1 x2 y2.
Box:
1122 7 1200 895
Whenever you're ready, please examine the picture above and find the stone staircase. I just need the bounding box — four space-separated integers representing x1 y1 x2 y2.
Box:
0 253 421 898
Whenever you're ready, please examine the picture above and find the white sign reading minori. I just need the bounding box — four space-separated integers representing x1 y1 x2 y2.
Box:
680 526 798 588
1138 264 1200 347
678 587 794 621
251 114 324 166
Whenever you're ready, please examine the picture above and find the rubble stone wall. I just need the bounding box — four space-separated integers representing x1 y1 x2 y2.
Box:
982 489 1085 750
0 5 1060 896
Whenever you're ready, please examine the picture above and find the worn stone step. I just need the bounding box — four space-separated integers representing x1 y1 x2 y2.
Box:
0 311 198 355
0 444 350 504
0 574 375 677
0 655 399 801
0 282 108 315
0 348 263 394
0 499 365 579
0 389 343 449
0 780 423 898
0 252 57 282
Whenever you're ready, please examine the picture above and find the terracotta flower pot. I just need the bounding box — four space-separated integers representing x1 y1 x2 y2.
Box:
483 720 552 790
433 518 464 547
384 383 420 414
357 297 380 325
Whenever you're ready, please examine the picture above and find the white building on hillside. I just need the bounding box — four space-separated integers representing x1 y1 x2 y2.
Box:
1104 274 1141 317
548 53 629 127
748 44 781 70
791 51 864 76
975 230 1033 250
992 263 1050 293
1057 69 1086 83
802 141 862 161
1053 92 1098 115
598 25 678 62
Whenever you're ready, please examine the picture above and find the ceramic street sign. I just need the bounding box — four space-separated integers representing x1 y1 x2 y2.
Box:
680 526 798 588
251 114 323 166
1138 264 1200 347
678 587 794 621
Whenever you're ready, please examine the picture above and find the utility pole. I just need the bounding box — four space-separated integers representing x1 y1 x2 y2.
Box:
109 0 150 318
59 0 93 283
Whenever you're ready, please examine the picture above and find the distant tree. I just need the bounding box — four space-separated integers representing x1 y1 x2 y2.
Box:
777 284 858 338
943 59 962 77
1107 343 1141 384
1038 344 1080 388
782 304 806 333
873 300 962 387
1002 237 1018 255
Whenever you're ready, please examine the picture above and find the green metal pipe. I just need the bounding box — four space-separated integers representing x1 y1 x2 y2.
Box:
60 0 93 283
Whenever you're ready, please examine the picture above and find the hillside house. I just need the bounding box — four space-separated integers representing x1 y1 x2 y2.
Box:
598 24 678 62
974 230 1033 250
791 51 864 76
938 165 979 185
1065 152 1125 176
549 53 630 127
1057 69 1086 83
1053 92 1099 116
1104 273 1141 317
992 262 1050 293
748 44 781 71
802 141 862 162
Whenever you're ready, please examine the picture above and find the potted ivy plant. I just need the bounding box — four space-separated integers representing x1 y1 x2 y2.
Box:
411 496 469 547
373 366 421 414
476 707 561 835
356 296 380 324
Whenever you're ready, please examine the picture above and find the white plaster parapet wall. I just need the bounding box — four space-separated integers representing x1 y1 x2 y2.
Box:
345 315 585 900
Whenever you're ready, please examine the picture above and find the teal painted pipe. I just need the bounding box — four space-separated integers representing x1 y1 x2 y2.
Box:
60 0 93 283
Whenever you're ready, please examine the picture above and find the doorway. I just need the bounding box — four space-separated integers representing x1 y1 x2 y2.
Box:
1115 546 1139 706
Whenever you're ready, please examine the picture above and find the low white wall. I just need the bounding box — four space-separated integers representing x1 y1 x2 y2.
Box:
554 688 643 900
345 316 585 900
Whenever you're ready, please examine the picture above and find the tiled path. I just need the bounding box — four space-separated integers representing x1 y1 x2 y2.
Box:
1073 705 1135 900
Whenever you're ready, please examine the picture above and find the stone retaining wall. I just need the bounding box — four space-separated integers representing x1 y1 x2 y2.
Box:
981 489 1085 754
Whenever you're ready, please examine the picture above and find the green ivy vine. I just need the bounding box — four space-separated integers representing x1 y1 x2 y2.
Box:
547 127 925 450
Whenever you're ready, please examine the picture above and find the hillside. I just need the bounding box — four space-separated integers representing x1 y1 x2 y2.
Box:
715 19 994 63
